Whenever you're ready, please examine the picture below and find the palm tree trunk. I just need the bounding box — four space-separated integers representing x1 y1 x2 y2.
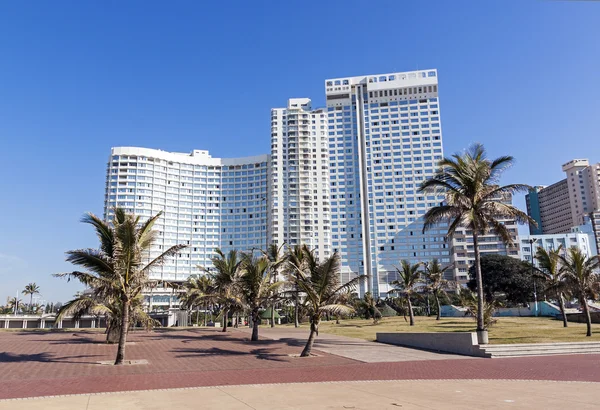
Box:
435 293 441 321
222 307 228 332
558 293 568 328
407 296 415 326
301 315 319 357
270 302 275 328
472 231 485 332
251 308 260 341
30 294 33 312
294 283 300 328
581 296 592 337
196 306 200 326
114 299 130 365
204 301 208 326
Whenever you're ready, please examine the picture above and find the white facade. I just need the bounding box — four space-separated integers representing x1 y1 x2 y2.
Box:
520 232 595 264
324 70 449 296
270 99 332 261
104 147 269 306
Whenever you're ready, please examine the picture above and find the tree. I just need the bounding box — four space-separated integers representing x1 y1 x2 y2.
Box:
466 254 536 305
288 250 360 357
286 245 310 328
419 143 533 339
389 260 422 326
560 247 600 337
238 254 282 341
535 245 569 327
8 297 22 314
423 259 453 320
180 275 215 326
22 283 40 313
357 292 381 323
56 293 156 342
202 249 242 332
458 289 500 329
263 244 287 328
55 208 185 365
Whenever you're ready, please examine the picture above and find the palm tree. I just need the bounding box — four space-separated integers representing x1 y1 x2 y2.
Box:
56 293 156 342
288 250 360 357
419 143 533 341
535 245 569 327
180 275 215 326
22 283 40 313
263 243 287 328
389 260 423 326
8 297 22 314
238 254 282 341
202 249 242 332
560 247 600 337
358 292 381 323
55 208 185 365
286 244 310 328
423 259 453 320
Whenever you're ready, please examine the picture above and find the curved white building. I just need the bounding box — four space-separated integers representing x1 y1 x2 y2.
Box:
104 147 269 305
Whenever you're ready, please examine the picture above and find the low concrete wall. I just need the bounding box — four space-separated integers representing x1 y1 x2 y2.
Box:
376 332 486 357
566 312 600 324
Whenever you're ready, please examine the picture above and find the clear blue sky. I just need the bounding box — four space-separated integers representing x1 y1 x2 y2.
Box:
0 1 599 303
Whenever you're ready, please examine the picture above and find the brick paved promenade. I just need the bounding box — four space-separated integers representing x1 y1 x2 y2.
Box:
1 328 600 400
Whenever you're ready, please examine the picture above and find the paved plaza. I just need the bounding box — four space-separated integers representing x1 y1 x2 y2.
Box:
1 327 600 406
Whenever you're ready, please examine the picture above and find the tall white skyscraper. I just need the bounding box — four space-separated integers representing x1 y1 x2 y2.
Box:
270 99 332 261
324 70 449 296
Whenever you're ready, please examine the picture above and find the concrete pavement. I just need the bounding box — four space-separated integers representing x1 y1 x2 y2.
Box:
237 326 469 362
2 380 599 409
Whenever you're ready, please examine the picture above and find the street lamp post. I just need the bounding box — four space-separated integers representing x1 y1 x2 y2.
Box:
529 238 538 317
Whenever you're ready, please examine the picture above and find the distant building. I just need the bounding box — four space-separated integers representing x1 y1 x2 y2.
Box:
526 181 571 235
519 232 596 265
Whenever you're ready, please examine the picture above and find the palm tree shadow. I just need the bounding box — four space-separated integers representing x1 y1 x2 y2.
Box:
0 352 103 365
171 346 288 362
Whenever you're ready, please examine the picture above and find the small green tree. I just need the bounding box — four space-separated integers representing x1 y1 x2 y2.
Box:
56 208 184 365
389 260 423 326
423 259 453 320
201 249 243 332
535 245 569 327
180 275 215 326
467 254 536 305
22 283 40 313
238 255 283 341
288 250 360 357
560 247 600 337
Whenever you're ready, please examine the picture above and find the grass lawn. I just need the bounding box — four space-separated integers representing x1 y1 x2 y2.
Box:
296 316 597 344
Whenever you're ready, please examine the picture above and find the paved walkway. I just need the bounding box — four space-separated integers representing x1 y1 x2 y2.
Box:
236 327 466 362
2 380 599 409
2 329 600 401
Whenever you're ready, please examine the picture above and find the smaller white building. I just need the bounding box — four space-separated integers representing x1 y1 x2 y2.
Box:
519 232 596 265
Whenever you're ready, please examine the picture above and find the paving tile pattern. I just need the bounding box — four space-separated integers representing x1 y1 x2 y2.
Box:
1 328 600 400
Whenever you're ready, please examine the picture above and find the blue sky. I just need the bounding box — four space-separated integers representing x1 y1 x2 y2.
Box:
0 1 599 303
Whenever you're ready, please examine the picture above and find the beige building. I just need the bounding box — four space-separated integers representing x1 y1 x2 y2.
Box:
449 192 521 282
527 158 600 235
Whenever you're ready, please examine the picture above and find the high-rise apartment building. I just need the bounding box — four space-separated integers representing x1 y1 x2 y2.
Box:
323 70 449 296
104 147 269 307
526 181 572 235
270 98 331 261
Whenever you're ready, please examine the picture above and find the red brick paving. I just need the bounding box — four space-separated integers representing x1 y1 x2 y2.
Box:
1 328 599 400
